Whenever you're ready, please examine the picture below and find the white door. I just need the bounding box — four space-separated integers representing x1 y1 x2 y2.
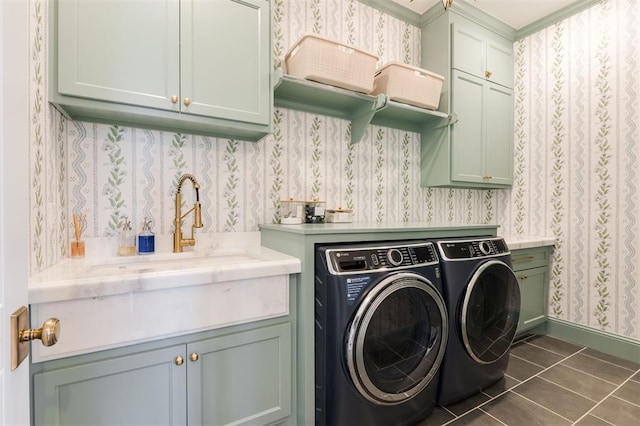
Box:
1 0 31 424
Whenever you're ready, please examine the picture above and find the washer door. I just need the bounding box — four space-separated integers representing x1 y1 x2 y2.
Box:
346 272 448 405
461 260 521 364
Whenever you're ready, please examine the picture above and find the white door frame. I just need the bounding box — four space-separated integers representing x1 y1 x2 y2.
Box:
1 0 32 424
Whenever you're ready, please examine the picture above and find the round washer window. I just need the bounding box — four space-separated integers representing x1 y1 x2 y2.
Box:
346 273 448 405
461 260 520 364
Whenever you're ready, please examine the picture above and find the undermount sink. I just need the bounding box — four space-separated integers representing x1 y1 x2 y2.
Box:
86 248 261 276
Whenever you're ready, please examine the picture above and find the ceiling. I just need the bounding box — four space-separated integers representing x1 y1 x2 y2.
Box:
388 0 581 29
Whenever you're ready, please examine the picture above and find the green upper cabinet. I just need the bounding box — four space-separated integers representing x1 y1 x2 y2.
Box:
51 0 272 141
451 14 514 89
420 10 514 188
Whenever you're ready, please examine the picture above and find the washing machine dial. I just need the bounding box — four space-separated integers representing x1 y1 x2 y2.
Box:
478 241 492 255
386 248 404 266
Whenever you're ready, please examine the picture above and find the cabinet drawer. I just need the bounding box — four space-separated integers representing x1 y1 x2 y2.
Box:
510 247 550 271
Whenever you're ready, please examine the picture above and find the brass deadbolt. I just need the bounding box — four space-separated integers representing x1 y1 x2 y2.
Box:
11 306 60 370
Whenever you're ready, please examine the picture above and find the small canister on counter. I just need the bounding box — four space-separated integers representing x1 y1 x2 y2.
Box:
279 198 305 224
138 217 155 254
305 199 326 223
326 207 353 223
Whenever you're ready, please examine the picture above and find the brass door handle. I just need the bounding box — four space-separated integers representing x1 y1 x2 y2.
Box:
20 318 60 346
175 356 184 366
183 98 191 107
11 306 60 370
190 352 199 362
171 95 178 104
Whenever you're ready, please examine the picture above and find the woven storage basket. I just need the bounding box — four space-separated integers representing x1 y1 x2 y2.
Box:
285 34 378 93
372 61 444 110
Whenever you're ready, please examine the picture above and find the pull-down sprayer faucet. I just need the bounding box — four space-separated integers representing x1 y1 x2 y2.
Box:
173 173 203 253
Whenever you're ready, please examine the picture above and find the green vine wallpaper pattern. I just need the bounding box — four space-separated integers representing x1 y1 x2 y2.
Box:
27 0 640 343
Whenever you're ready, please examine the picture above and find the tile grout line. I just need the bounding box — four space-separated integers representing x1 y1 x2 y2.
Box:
440 346 588 425
569 371 640 425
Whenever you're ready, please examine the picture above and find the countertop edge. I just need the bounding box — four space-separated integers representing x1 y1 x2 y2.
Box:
501 235 556 251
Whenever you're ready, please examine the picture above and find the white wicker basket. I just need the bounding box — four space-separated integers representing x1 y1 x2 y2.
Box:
372 61 444 110
284 34 378 94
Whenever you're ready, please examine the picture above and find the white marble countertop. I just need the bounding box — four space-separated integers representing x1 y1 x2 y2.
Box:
501 235 556 250
29 232 301 305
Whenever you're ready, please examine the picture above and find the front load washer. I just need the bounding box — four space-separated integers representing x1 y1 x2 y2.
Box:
434 237 520 406
314 240 448 426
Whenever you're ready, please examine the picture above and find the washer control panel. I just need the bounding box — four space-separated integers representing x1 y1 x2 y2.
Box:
325 242 439 274
437 237 509 260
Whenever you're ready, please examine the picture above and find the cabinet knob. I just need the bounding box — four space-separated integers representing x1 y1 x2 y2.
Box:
485 70 493 79
190 352 199 362
483 175 492 180
183 98 191 107
518 274 529 280
175 356 184 366
171 95 178 104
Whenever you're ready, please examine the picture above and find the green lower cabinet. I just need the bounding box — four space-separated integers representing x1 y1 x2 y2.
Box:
33 323 292 426
33 345 186 425
511 248 551 336
187 324 292 425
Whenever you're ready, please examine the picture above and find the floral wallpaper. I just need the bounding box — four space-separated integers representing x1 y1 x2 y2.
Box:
503 0 640 339
28 0 639 343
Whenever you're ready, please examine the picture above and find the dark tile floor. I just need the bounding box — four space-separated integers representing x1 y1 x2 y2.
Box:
419 335 640 425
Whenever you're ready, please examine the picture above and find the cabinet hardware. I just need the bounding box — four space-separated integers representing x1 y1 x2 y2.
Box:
171 95 178 104
485 70 493 79
175 356 184 365
483 175 492 180
183 98 191 107
11 306 60 370
190 352 199 362
518 275 529 280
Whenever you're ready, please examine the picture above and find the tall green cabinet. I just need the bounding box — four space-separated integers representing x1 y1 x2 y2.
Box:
50 0 272 140
420 9 514 188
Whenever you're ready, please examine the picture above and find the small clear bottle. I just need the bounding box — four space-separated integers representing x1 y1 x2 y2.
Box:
118 217 136 256
138 217 155 255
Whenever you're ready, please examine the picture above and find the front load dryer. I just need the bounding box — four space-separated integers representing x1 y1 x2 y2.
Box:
314 240 448 426
434 237 520 406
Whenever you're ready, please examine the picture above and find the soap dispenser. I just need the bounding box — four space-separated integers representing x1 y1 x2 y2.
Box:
138 217 155 255
118 217 136 256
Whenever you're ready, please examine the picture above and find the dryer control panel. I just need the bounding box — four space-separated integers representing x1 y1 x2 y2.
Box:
437 237 510 260
325 242 439 275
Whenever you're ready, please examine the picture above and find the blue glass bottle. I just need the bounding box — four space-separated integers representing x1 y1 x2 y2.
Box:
138 217 155 255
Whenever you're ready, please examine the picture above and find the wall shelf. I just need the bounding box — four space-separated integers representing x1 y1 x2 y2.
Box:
273 68 452 144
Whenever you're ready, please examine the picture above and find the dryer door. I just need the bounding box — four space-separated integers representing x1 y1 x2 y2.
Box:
345 272 448 405
461 260 521 364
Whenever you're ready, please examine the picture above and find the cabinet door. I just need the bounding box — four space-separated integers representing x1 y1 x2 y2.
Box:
181 0 271 125
451 18 485 80
187 323 292 426
485 34 514 88
33 345 187 426
450 70 513 186
485 83 514 185
516 267 549 335
56 0 180 110
451 70 485 184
